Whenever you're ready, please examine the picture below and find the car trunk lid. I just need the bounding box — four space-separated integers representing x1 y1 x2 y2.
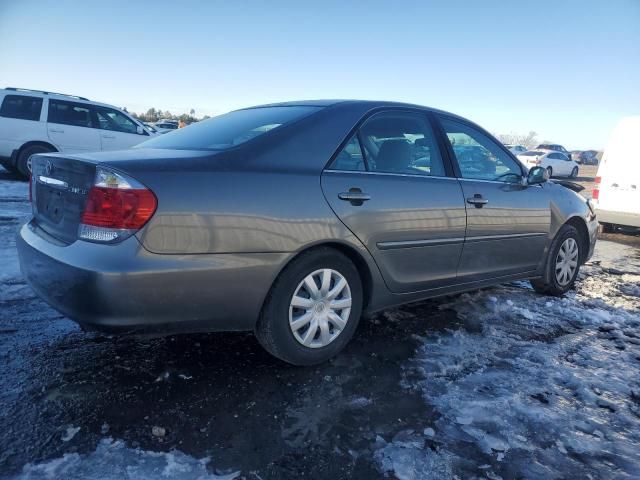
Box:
30 154 96 244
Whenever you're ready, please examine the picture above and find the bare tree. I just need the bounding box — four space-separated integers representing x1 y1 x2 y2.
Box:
495 131 539 149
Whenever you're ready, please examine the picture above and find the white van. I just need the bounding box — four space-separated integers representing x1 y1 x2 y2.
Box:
593 116 640 230
0 87 157 178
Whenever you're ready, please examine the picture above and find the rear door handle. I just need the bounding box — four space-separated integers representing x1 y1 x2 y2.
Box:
338 189 370 206
467 195 488 208
101 135 116 139
49 128 64 133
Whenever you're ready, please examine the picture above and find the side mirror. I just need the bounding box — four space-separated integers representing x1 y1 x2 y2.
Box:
136 125 145 135
527 166 549 185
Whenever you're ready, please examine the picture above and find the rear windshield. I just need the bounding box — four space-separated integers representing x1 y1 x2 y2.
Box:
537 144 558 150
138 106 321 150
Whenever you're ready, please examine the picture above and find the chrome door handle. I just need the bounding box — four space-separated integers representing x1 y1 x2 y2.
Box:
49 129 64 133
339 192 371 201
338 189 370 206
102 135 116 139
467 195 488 208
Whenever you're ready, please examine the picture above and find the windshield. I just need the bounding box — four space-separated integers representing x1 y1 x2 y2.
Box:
138 106 321 150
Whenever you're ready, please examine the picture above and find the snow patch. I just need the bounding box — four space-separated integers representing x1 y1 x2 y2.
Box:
11 438 240 480
393 244 640 478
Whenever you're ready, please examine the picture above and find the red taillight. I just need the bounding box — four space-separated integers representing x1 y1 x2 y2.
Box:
81 186 157 229
592 176 601 200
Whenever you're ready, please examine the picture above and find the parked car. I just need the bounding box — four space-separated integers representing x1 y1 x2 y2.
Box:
0 87 157 178
570 150 583 163
517 150 580 178
593 116 640 231
579 150 600 165
505 144 528 155
17 100 598 365
143 122 160 134
535 143 571 157
153 120 179 133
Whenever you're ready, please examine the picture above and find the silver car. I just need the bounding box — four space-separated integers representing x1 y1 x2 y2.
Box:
17 100 598 365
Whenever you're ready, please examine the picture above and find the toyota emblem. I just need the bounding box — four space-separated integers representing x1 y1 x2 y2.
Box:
45 160 53 176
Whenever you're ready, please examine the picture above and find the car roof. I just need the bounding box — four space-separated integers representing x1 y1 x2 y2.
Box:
1 87 131 113
239 99 472 123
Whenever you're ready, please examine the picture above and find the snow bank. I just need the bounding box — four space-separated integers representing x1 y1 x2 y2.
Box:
377 242 640 479
10 438 240 480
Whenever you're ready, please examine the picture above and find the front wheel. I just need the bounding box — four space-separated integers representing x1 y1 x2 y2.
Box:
546 166 553 178
255 248 363 365
531 224 582 296
570 167 578 178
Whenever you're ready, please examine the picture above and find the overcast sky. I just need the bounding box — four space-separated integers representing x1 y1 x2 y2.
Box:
1 0 638 149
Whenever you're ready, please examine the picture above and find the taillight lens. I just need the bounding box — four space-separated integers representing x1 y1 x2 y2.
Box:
78 167 157 243
592 176 601 201
81 187 156 229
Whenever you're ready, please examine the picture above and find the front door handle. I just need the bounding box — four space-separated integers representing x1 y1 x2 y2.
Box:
338 189 370 206
49 128 64 133
467 194 488 208
101 135 116 139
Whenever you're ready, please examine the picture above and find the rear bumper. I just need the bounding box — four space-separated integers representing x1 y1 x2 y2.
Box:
17 221 289 333
596 209 640 228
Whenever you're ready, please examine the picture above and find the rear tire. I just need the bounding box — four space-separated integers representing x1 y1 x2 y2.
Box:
255 248 363 365
531 224 582 296
16 144 54 179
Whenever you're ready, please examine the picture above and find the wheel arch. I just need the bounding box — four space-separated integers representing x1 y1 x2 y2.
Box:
565 216 590 264
265 241 375 315
17 140 58 157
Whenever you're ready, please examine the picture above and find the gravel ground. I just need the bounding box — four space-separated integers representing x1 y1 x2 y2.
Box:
0 167 638 479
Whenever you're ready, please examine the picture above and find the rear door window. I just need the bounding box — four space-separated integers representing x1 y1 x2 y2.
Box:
48 100 95 128
0 95 43 121
328 135 366 171
357 111 446 176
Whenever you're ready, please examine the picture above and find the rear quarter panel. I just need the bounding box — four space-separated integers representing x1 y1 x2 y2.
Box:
136 169 356 254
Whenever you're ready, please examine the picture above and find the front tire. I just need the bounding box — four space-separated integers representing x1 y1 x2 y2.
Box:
255 248 363 365
531 224 582 296
16 144 54 179
570 167 578 178
546 166 553 178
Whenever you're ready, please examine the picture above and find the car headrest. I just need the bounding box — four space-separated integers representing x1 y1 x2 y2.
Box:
376 140 412 172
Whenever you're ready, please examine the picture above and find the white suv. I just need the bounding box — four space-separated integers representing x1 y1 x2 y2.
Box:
0 88 157 178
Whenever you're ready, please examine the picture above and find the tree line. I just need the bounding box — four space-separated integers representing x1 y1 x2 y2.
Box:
124 107 210 125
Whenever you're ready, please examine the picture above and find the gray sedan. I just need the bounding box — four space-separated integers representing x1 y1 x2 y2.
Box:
17 100 598 365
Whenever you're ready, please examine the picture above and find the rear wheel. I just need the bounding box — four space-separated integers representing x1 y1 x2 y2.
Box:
531 224 582 296
17 144 54 179
570 167 578 178
255 248 363 365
